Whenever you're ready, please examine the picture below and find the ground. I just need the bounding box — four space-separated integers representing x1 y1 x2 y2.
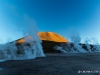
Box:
0 53 100 75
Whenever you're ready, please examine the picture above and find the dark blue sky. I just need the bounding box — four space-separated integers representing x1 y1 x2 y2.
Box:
0 0 100 43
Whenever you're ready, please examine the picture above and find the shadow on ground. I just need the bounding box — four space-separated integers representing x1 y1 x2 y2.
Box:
0 53 100 75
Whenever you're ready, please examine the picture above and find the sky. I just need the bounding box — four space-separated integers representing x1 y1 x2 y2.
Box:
0 0 100 44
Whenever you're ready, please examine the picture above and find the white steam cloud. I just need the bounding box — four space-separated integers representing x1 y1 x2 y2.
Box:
0 2 45 61
0 15 45 60
54 30 100 53
70 31 85 52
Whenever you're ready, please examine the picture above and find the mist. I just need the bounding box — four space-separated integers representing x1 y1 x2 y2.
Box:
54 30 100 53
0 2 45 61
0 15 45 60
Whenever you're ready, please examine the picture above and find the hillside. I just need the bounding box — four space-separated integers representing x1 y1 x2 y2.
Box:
16 32 68 44
38 32 68 42
16 32 68 53
15 32 100 53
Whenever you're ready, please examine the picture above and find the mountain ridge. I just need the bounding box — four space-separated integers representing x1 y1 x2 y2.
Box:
38 32 68 42
16 32 68 44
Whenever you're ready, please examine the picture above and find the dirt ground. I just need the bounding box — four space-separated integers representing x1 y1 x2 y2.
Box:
0 53 100 75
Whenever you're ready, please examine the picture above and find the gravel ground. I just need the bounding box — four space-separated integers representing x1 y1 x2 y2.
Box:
0 53 100 75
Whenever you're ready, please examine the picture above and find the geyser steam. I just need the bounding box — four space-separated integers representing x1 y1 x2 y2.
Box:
23 14 45 58
70 31 86 52
84 38 91 52
0 15 45 61
54 31 100 53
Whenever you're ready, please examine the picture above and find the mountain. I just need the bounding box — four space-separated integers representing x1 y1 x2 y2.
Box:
14 32 99 53
38 32 68 42
16 32 68 53
16 32 68 44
